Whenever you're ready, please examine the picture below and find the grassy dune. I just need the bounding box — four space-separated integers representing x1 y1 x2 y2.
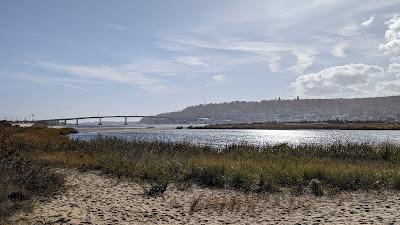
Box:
15 125 400 193
3 123 400 219
34 139 400 193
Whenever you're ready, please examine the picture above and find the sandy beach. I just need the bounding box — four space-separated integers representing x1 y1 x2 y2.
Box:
8 168 400 225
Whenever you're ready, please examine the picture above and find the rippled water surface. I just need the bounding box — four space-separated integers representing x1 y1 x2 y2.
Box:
70 125 400 147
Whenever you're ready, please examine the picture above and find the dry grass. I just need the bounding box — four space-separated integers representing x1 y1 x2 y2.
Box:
27 135 400 194
0 122 66 221
15 127 77 144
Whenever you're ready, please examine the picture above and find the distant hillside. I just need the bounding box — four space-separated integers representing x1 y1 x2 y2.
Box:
140 96 400 124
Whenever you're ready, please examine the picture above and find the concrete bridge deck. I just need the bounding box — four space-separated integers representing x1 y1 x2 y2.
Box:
35 115 186 126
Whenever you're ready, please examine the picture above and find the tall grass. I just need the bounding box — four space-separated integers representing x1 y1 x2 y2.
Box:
30 136 400 193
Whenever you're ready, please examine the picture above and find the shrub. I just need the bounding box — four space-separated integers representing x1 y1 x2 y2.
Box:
191 165 226 188
0 157 64 219
256 175 278 193
189 197 201 215
309 179 323 196
228 170 258 192
143 181 169 197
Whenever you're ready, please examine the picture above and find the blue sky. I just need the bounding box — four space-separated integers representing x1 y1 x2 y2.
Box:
1 0 400 120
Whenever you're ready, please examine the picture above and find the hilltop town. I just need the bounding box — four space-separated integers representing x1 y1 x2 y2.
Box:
140 96 400 124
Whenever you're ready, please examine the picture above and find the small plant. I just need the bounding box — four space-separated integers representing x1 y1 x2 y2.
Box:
189 197 201 215
309 179 323 196
143 181 169 197
228 197 241 211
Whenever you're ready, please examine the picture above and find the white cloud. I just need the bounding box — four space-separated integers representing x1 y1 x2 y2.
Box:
290 50 317 74
0 72 99 92
291 63 384 98
376 79 400 96
331 42 348 57
174 56 209 68
28 60 168 93
264 53 282 72
334 16 375 36
105 24 126 31
212 74 227 82
390 56 400 62
361 16 375 27
379 14 400 55
159 36 319 73
388 63 400 78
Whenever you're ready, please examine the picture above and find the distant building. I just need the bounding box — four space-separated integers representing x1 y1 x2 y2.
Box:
197 118 211 122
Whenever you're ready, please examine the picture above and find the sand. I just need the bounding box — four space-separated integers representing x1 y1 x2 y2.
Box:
9 169 400 225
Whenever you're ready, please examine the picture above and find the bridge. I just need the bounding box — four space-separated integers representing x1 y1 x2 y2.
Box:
35 115 188 126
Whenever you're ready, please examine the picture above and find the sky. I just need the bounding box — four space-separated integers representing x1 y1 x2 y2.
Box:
1 0 400 120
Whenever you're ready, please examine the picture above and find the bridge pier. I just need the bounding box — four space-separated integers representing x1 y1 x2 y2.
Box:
75 119 79 126
64 120 67 125
98 118 102 126
124 117 128 125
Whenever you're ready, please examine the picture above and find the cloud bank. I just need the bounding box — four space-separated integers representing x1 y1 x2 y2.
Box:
291 63 384 98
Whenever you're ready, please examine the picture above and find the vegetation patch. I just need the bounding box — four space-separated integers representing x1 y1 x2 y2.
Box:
24 131 400 195
3 123 400 220
0 123 65 221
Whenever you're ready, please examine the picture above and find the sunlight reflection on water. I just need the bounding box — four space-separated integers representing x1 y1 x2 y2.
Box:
70 128 400 147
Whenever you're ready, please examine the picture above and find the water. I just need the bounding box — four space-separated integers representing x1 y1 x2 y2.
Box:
69 125 400 147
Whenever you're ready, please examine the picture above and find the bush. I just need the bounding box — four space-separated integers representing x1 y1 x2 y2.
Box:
256 175 278 193
0 157 64 219
143 181 169 197
228 170 258 192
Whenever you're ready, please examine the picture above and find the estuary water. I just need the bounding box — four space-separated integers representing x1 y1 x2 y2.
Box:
69 125 400 147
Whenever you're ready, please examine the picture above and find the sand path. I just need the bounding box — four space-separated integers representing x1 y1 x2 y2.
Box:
10 169 400 225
